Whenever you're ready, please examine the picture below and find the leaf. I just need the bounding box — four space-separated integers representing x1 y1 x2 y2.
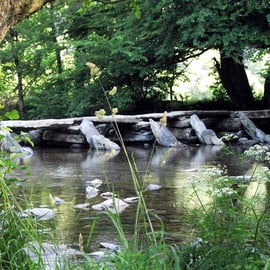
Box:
20 131 34 147
5 110 19 120
130 0 141 19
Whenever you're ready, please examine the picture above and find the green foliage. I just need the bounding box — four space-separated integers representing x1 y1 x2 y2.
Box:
0 146 43 268
179 145 270 269
0 0 270 117
177 0 270 56
3 110 20 120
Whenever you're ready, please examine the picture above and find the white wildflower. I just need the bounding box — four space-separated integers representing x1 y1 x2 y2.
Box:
189 175 204 185
244 144 270 162
203 166 226 178
221 133 238 142
212 187 236 198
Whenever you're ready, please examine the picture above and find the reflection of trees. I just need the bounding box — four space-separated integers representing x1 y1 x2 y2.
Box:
215 146 253 176
147 145 229 186
190 145 224 166
80 149 120 170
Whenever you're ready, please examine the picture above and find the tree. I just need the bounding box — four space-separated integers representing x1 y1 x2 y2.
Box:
175 0 270 109
2 0 270 118
0 1 66 118
64 0 204 113
65 0 270 110
0 0 53 42
214 54 255 109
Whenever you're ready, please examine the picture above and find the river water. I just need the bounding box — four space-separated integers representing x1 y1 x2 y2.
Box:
14 145 253 252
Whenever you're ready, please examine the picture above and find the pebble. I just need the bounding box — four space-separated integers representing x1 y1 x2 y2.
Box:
74 203 90 210
87 178 103 188
92 198 129 214
146 184 162 191
99 242 121 251
86 186 99 199
123 196 139 203
100 192 115 199
23 208 55 221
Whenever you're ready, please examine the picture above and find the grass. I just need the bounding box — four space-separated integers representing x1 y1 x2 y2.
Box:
0 151 46 269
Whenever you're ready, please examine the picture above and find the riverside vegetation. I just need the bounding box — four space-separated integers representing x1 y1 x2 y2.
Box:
1 109 270 269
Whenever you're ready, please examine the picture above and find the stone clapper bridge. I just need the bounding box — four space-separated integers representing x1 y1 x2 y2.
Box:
1 110 270 153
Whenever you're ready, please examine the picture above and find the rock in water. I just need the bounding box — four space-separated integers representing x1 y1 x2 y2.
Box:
51 196 65 205
238 112 270 144
80 119 120 151
123 196 139 203
86 186 99 199
90 134 120 151
190 114 224 145
23 208 55 221
92 198 129 214
149 119 185 147
87 178 103 188
74 203 90 210
25 241 82 269
146 184 162 191
100 192 115 199
79 119 100 141
99 242 121 251
0 130 33 156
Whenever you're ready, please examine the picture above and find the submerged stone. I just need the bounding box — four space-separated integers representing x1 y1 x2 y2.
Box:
23 207 55 221
25 241 82 269
87 178 103 188
92 198 129 214
146 184 162 191
85 186 99 199
123 196 139 203
99 242 121 251
74 203 90 210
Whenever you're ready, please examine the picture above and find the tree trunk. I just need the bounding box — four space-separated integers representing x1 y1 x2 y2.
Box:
48 3 62 74
10 30 24 117
215 53 255 109
263 68 270 108
0 0 52 42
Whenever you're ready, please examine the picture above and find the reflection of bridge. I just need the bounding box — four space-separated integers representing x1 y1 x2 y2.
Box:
1 110 270 147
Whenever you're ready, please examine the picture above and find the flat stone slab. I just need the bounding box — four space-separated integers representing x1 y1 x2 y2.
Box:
1 110 270 131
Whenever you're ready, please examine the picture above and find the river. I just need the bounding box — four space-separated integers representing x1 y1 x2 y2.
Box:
14 145 253 253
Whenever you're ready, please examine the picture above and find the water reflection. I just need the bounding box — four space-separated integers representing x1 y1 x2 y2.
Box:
15 145 256 251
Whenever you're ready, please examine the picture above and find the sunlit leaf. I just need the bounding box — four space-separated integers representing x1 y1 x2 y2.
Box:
20 131 34 147
5 110 20 120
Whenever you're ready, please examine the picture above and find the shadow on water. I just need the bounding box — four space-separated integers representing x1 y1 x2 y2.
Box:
15 144 253 251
